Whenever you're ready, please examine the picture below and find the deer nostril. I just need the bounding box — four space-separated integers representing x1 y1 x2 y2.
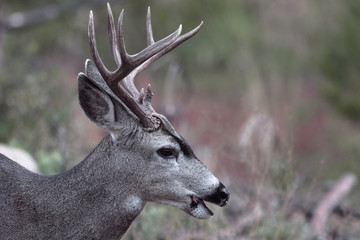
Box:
219 187 229 201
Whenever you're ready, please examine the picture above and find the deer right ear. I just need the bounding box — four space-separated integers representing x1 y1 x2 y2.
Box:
77 73 116 131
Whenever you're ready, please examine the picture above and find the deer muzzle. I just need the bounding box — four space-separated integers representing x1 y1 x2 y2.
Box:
203 182 230 207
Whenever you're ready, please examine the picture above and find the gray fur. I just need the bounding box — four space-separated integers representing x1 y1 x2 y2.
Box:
0 61 229 240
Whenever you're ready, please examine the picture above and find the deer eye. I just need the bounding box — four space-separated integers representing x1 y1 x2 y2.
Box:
157 147 177 159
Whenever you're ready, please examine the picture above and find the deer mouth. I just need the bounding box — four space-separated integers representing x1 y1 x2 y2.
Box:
188 184 229 219
188 195 214 219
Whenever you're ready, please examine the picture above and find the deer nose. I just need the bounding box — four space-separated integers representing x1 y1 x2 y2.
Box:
217 182 230 206
204 181 230 207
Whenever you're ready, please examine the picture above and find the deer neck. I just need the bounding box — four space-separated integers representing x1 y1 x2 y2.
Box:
47 134 145 238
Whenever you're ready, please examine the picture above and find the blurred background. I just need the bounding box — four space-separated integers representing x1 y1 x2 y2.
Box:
1 0 360 239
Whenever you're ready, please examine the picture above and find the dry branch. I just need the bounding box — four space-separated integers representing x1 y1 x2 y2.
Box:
312 174 357 240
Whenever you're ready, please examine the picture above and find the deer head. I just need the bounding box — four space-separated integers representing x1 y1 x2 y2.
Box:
78 4 229 220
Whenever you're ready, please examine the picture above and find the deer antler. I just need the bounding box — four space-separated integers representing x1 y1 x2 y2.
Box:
88 3 203 130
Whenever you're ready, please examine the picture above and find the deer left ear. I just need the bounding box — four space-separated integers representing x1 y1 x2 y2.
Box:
77 72 116 131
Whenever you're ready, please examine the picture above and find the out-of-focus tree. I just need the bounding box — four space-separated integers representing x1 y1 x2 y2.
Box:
317 0 360 122
0 0 89 169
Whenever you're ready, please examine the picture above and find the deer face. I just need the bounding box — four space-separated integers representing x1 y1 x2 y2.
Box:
130 130 229 219
78 5 229 220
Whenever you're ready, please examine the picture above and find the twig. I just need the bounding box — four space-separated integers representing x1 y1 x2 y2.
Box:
312 174 357 240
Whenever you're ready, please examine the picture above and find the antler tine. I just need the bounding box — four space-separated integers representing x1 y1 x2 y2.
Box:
116 9 130 67
144 84 154 105
120 6 154 99
107 3 121 67
146 7 155 46
114 9 139 98
131 24 182 65
88 10 112 80
111 9 182 86
132 21 204 76
152 21 204 62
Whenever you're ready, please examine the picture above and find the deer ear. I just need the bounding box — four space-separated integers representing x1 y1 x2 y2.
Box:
77 73 116 131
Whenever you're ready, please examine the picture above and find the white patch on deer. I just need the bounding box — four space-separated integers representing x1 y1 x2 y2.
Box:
125 195 142 213
190 201 214 219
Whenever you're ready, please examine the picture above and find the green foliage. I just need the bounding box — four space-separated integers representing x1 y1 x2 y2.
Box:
0 1 78 158
250 212 309 240
270 157 295 194
0 64 73 153
318 0 360 122
323 130 360 179
124 203 227 240
37 150 63 175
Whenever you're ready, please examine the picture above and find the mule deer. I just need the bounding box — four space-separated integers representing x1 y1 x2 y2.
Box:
0 4 229 239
